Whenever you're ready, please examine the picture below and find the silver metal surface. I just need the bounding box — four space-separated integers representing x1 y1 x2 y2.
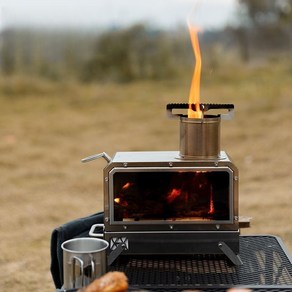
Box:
61 238 108 289
179 116 221 159
81 152 111 163
111 151 229 163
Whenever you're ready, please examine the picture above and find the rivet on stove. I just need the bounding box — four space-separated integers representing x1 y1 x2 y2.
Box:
169 225 174 230
123 163 128 168
214 162 218 167
216 224 220 230
234 176 238 181
105 177 108 182
105 217 109 222
169 162 173 167
123 225 127 230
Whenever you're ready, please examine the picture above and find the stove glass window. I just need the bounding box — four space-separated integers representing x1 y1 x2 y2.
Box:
112 170 231 222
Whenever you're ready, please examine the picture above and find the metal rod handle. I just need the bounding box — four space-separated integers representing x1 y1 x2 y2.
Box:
90 256 95 279
72 256 84 288
81 152 111 163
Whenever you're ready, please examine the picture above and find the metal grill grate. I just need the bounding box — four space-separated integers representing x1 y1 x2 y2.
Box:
110 236 292 291
130 289 292 292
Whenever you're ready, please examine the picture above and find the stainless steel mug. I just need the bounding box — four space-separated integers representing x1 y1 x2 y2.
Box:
61 237 109 289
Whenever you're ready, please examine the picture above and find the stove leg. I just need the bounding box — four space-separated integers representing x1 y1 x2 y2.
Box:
107 243 125 266
218 241 243 266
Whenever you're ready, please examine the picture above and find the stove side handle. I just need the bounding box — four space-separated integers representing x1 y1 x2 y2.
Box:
81 152 112 163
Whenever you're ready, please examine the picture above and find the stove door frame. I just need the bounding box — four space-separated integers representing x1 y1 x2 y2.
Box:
104 164 239 233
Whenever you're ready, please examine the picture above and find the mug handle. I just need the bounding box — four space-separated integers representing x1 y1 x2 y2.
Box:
72 256 84 288
90 255 95 279
89 224 104 238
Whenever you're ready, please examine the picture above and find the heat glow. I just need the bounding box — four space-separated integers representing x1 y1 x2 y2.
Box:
167 188 182 203
114 198 121 204
122 182 132 190
208 186 215 215
187 21 203 119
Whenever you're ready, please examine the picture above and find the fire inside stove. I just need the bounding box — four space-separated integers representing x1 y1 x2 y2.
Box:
112 170 231 222
99 143 240 262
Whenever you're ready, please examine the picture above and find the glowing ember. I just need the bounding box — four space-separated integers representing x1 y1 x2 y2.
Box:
114 197 121 204
167 188 182 203
114 197 128 207
122 182 132 190
187 21 203 119
208 186 215 215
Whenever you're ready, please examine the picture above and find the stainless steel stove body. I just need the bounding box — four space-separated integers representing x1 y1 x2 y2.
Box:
103 150 239 258
86 104 241 264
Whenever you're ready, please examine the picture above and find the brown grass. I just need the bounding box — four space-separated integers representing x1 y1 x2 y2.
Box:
1 59 292 290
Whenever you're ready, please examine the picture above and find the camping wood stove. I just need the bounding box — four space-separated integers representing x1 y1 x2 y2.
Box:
85 103 242 265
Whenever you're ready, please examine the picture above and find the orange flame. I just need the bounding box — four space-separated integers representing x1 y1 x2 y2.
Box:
208 186 215 215
188 21 203 119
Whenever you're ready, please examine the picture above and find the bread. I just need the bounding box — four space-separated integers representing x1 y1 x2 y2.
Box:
78 271 128 292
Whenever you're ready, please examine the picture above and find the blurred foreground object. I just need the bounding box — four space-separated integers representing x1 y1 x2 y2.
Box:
227 288 252 292
78 271 128 292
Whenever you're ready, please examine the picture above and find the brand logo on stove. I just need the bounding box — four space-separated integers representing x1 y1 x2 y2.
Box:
110 237 129 251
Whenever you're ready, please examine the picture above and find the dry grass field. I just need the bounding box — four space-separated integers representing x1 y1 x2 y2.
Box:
0 59 292 291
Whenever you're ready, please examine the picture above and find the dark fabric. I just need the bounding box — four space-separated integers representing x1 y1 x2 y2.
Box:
50 212 104 289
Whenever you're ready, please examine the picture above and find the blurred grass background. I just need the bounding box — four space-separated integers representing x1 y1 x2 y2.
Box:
1 0 292 290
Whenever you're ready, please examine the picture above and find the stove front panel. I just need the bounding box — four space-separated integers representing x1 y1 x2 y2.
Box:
102 151 239 255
